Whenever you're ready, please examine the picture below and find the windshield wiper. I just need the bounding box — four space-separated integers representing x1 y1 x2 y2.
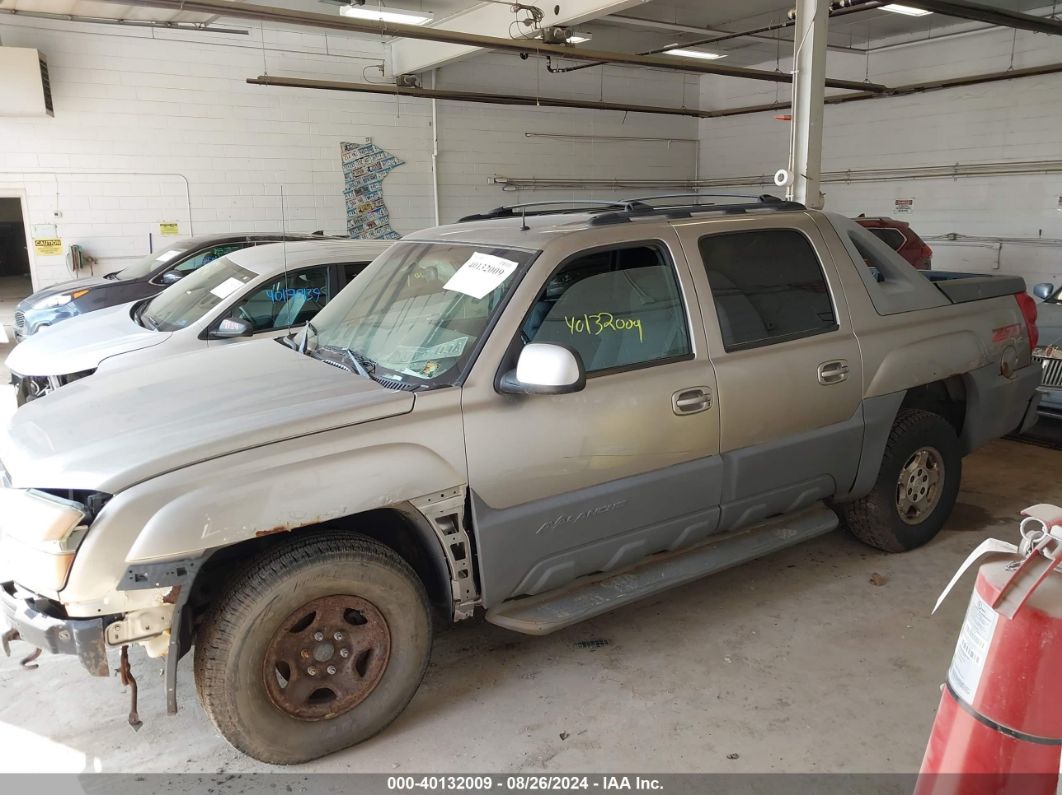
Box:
134 301 158 331
300 321 318 354
311 344 380 382
342 349 372 379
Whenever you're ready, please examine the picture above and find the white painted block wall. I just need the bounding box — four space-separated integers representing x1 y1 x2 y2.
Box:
698 25 1062 287
0 17 697 289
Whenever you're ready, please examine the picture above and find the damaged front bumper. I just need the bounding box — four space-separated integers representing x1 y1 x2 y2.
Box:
0 580 110 676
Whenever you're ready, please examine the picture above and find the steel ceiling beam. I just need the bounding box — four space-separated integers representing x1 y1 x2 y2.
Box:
704 60 1062 117
247 74 719 118
100 0 885 91
900 1 1062 35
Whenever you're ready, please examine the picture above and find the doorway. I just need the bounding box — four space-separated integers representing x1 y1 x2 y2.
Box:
0 197 32 336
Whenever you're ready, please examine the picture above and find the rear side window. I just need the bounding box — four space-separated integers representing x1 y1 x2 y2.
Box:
524 245 691 374
865 227 906 251
171 244 245 275
698 230 837 352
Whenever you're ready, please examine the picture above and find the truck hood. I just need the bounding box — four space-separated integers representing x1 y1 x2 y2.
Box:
16 275 114 311
0 340 414 492
5 303 170 377
1037 301 1062 347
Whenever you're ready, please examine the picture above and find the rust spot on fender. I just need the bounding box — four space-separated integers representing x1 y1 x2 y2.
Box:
255 525 293 538
162 585 182 605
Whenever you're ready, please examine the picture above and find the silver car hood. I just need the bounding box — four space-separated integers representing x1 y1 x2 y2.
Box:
0 340 414 492
6 303 170 377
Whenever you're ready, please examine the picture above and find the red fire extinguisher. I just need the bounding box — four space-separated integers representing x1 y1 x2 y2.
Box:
916 504 1062 795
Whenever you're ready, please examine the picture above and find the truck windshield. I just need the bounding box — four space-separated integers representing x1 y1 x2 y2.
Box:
115 244 192 280
305 241 535 388
140 257 256 332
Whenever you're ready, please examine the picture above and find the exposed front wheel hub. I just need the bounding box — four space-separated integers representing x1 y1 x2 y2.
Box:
263 594 391 721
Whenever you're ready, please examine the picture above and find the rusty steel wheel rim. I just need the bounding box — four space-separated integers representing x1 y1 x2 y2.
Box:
263 594 391 721
895 446 945 526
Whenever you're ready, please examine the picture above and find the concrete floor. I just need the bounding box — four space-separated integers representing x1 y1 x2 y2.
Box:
0 349 1059 773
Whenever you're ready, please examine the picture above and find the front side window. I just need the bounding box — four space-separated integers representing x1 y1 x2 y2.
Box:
524 245 691 374
698 230 837 352
227 265 332 333
139 256 256 332
304 241 535 389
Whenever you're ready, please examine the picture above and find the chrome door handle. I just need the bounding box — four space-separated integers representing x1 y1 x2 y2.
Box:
817 359 850 385
672 386 712 415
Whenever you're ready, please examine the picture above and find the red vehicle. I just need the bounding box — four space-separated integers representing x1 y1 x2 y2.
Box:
855 215 933 270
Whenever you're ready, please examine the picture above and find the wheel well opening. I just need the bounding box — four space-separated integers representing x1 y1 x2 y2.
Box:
900 377 966 435
183 509 453 653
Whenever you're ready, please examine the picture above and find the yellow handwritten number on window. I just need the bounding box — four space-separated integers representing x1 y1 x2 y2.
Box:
564 313 644 343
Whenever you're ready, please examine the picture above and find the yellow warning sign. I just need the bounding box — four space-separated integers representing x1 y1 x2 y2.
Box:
33 238 63 256
159 222 180 236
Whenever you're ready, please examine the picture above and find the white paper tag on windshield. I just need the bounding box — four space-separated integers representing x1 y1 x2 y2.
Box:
209 277 243 299
443 252 518 300
156 250 181 264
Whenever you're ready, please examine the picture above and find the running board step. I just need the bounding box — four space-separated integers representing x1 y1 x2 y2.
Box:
485 503 839 635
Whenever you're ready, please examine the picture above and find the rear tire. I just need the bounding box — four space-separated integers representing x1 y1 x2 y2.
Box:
839 409 962 552
193 531 432 764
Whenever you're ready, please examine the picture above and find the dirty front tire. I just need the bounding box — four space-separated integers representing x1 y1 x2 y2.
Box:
839 409 962 553
193 531 432 764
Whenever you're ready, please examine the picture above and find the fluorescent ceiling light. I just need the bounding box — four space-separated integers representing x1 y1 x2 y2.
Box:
880 4 933 16
339 4 433 25
664 48 727 60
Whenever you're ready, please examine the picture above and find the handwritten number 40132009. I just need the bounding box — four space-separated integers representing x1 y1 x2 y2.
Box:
565 312 644 343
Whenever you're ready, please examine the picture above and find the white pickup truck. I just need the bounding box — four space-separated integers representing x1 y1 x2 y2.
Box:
0 195 1041 764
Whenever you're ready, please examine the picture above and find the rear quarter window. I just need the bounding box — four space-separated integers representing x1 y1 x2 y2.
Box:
865 227 907 251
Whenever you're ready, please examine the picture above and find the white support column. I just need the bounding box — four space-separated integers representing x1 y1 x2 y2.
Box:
787 0 828 209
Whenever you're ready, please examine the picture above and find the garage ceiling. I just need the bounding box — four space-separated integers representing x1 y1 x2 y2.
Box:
2 0 1058 70
0 0 220 24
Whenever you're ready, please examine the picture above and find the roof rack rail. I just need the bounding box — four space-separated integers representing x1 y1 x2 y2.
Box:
456 200 636 223
454 193 804 227
587 193 804 226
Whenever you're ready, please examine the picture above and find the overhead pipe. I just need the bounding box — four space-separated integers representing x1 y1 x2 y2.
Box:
491 159 1062 191
0 8 247 34
604 10 866 54
100 0 884 92
248 57 1062 122
248 75 721 118
704 61 1062 117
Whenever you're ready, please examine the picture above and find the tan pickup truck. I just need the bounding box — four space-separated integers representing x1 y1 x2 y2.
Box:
0 195 1041 763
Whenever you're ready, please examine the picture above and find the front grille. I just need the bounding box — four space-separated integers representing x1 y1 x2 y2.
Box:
14 311 25 330
1035 355 1062 389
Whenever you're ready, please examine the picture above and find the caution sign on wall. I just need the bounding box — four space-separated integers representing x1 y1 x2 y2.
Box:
33 238 63 256
159 222 180 236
